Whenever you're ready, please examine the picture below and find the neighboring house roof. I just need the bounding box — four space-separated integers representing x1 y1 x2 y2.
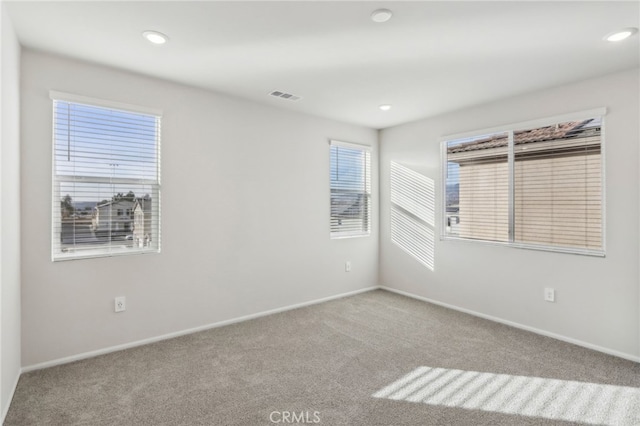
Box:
96 198 153 211
96 199 136 209
133 198 152 213
448 119 600 154
332 194 365 218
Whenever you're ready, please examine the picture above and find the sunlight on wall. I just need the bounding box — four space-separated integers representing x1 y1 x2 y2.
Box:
390 162 434 226
373 366 640 425
390 162 435 270
390 206 435 270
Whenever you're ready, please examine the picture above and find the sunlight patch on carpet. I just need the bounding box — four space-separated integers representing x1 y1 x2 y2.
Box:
372 366 640 425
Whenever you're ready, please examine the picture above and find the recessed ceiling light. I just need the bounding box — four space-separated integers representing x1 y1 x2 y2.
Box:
379 104 392 111
371 9 393 23
142 30 169 45
604 27 638 42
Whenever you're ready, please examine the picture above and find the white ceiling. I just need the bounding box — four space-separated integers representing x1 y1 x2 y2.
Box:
5 1 639 129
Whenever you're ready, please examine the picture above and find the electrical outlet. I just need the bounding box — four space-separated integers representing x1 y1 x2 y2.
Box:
345 261 351 272
115 296 126 312
544 288 555 303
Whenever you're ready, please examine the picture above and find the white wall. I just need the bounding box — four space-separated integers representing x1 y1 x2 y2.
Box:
20 50 378 367
380 69 640 360
1 2 22 421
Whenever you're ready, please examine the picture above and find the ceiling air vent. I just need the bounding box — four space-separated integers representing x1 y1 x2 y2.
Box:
269 90 302 102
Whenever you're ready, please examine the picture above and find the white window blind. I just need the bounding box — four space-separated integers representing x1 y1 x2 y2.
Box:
513 120 602 250
444 115 603 256
446 131 509 243
330 140 371 238
52 95 161 260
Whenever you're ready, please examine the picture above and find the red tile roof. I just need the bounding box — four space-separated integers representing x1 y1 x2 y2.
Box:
448 119 598 153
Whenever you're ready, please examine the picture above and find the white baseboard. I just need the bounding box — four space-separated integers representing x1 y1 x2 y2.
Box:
380 286 640 363
2 367 22 424
22 286 379 373
21 283 639 373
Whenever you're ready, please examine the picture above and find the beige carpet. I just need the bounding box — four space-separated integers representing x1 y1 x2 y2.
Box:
5 290 640 425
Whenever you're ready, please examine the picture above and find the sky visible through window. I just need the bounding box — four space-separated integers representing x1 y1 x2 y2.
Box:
54 101 159 204
330 146 366 191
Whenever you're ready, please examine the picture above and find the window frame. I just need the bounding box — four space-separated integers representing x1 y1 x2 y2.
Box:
50 91 162 261
329 139 372 239
441 108 606 257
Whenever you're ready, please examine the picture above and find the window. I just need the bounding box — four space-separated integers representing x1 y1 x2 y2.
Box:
330 140 371 238
52 92 161 260
443 111 604 256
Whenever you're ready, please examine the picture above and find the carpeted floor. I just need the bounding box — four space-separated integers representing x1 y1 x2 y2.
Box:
5 289 640 425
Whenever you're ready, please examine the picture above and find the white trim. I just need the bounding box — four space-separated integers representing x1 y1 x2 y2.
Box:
53 247 160 262
18 284 639 374
329 139 372 151
600 114 607 255
441 107 607 142
440 141 448 235
1 367 22 424
49 91 163 117
21 286 378 373
441 235 606 258
56 175 158 186
507 130 515 241
330 231 371 239
379 286 640 363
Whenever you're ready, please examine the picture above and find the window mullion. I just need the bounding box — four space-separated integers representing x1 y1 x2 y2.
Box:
508 130 515 243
